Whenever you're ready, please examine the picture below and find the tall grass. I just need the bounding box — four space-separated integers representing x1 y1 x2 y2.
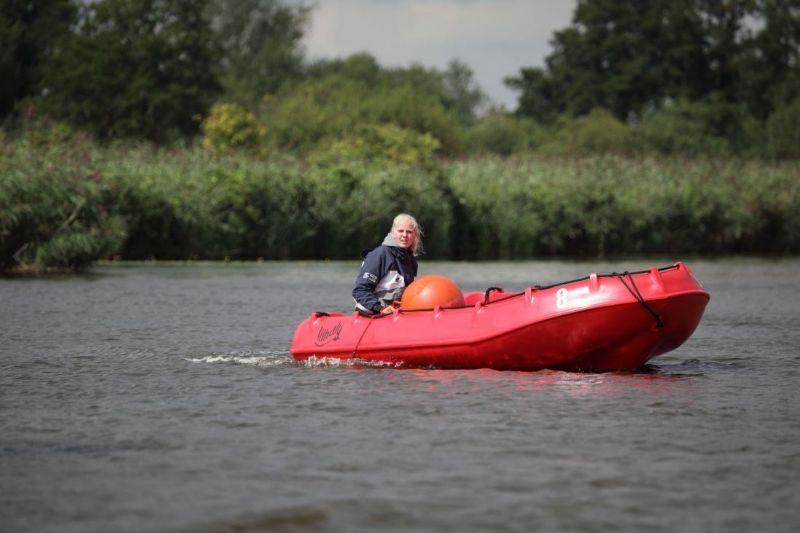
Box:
1 138 798 271
101 148 455 260
449 156 800 257
0 138 126 270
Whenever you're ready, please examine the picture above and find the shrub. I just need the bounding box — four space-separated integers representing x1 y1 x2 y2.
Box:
465 113 539 156
258 72 463 156
258 77 366 153
364 85 464 155
763 97 800 159
310 124 441 167
638 99 730 156
202 102 266 153
538 108 640 156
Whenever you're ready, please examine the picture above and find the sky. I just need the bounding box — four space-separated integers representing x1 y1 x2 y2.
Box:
299 0 577 110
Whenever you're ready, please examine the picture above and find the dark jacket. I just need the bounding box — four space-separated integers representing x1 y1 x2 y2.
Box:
352 234 418 314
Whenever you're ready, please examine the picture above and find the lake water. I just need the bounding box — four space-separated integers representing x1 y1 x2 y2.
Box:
1 259 798 533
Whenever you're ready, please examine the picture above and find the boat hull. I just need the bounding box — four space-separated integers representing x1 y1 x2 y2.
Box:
290 263 710 372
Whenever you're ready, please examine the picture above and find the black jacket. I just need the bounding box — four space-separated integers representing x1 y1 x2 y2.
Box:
352 235 418 314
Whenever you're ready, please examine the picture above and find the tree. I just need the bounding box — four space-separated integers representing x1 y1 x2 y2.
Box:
504 67 560 123
507 0 713 121
738 0 800 120
506 0 800 156
38 0 220 141
0 0 76 119
211 0 309 106
441 60 485 125
695 0 753 102
506 0 787 119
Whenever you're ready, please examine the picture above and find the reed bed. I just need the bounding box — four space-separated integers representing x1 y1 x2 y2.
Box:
2 139 798 270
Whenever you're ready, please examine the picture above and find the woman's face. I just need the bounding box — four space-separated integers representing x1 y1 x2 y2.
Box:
392 219 416 249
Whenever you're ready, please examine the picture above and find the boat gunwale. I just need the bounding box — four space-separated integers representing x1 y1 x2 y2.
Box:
360 262 692 316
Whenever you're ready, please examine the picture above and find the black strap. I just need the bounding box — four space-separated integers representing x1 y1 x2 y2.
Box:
617 272 664 329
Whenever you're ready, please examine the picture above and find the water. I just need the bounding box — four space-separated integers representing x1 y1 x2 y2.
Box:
1 259 798 533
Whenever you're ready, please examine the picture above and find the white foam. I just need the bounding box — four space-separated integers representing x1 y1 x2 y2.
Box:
184 351 292 368
302 355 405 369
185 352 407 369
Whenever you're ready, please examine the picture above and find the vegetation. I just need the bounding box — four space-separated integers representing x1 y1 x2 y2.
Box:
1 0 799 271
2 135 798 270
0 135 125 270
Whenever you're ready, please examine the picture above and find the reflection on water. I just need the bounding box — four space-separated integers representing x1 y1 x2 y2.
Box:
1 259 799 533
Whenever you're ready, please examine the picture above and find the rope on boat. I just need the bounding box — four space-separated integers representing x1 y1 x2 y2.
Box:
352 316 375 359
617 272 664 329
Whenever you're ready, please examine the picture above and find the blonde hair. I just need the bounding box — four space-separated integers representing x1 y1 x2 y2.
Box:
392 213 424 256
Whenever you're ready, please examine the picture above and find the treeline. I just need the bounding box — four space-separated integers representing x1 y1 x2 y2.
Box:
2 0 798 157
2 0 800 270
507 0 800 159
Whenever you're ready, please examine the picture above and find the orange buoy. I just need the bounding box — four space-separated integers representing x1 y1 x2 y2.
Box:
400 275 465 310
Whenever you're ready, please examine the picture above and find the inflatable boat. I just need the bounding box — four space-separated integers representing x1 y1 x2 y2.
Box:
290 262 709 372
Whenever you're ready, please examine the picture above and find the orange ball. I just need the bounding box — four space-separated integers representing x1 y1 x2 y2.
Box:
400 275 465 310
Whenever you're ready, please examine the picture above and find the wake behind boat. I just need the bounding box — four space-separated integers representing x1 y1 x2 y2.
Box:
290 262 709 372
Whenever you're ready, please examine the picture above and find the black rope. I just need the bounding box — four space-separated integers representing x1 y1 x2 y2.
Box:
483 287 504 303
531 263 680 291
617 272 664 329
352 314 376 358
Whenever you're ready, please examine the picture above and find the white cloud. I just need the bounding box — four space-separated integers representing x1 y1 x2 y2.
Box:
300 0 576 109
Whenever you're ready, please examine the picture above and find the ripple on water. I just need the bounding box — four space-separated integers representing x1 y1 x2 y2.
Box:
2 260 799 533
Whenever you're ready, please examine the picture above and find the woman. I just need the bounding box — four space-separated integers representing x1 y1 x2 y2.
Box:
353 213 423 315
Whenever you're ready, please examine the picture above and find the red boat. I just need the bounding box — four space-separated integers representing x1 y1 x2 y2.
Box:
290 262 710 372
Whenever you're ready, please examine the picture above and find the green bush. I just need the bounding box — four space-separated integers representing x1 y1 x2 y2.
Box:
465 113 539 156
364 85 464 155
539 108 640 156
258 77 366 153
257 71 463 156
310 124 441 167
202 102 266 153
638 99 731 156
763 97 800 159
